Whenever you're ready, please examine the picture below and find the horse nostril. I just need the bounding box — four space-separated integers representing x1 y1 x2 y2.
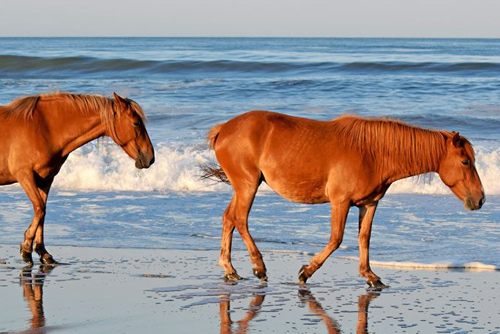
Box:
479 196 485 208
149 156 155 166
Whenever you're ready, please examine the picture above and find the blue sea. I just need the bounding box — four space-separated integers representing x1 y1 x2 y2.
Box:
0 38 499 270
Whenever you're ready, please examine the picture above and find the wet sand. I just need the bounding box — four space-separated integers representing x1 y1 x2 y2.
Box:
0 244 498 333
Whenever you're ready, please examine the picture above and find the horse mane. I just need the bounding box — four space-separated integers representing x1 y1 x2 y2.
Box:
1 92 146 133
333 115 453 175
1 96 41 120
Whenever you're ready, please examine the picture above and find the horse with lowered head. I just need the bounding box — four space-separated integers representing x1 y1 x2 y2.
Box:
0 92 154 265
204 111 485 288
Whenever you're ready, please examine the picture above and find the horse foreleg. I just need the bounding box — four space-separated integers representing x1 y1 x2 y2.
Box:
33 215 57 265
32 177 57 265
298 201 350 284
17 173 47 266
358 203 386 289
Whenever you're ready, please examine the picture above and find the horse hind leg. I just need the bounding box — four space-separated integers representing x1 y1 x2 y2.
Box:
234 192 267 281
219 172 266 281
219 196 241 281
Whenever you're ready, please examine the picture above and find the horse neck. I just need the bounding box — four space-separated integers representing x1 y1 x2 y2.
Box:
376 130 446 183
38 101 107 156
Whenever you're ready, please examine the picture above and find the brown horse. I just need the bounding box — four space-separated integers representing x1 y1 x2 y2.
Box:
0 92 154 265
205 111 485 288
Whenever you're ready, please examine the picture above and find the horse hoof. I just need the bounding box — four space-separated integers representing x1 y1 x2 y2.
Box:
253 270 268 281
19 248 34 266
224 272 243 282
41 254 58 266
367 279 388 290
298 265 309 285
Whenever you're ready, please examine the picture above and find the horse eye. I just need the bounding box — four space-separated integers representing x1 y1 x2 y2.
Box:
133 121 142 127
462 160 470 166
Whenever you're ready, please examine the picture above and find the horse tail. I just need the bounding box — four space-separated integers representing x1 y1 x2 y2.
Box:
207 123 223 150
199 163 230 184
201 123 230 184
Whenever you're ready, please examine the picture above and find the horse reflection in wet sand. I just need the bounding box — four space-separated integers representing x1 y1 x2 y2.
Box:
219 288 378 334
0 92 154 265
204 111 485 288
20 265 54 331
219 294 265 334
299 289 379 334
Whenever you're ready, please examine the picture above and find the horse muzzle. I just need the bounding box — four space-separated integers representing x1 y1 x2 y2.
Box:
464 194 485 211
135 152 155 169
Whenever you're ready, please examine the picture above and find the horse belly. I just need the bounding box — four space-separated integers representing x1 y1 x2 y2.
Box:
0 171 16 185
274 185 329 204
262 169 329 204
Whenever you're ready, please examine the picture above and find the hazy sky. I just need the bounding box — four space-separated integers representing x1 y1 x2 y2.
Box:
0 0 499 38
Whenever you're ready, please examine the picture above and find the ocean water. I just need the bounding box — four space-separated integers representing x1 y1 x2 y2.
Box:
0 38 499 271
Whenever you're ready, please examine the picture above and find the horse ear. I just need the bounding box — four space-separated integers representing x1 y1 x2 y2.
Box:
452 131 462 148
113 92 127 109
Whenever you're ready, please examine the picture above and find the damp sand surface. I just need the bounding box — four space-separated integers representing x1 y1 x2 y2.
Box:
1 245 499 333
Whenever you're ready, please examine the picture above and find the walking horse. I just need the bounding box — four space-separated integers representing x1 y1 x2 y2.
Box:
204 111 484 288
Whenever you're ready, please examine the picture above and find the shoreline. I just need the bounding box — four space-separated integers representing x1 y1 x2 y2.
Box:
1 244 499 333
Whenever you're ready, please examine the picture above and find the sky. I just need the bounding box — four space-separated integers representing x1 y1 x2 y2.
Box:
0 0 499 38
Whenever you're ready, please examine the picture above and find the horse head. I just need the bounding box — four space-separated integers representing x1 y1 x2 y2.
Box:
438 132 485 210
111 93 155 169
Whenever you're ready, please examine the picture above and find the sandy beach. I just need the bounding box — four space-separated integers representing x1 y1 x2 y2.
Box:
0 244 498 333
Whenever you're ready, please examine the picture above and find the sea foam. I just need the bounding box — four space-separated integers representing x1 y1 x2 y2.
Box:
53 140 223 192
341 256 499 271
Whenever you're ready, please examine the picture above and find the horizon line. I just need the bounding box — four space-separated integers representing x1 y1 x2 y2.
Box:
1 36 500 39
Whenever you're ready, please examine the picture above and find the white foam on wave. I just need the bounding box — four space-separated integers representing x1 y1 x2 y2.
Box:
341 256 498 271
53 140 224 192
53 142 500 195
